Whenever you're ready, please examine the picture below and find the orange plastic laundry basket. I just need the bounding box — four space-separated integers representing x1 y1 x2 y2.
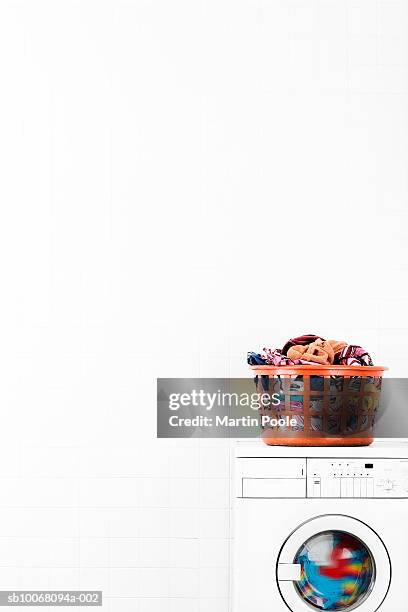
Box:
250 365 387 446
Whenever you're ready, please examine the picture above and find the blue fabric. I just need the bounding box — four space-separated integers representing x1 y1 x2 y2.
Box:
247 351 267 365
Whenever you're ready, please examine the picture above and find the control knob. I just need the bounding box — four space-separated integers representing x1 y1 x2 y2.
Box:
383 479 394 491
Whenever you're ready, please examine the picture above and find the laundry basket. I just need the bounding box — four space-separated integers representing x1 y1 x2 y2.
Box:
250 365 387 446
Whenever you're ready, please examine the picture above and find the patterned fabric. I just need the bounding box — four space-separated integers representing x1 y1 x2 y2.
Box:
338 345 374 366
262 348 319 366
247 335 374 367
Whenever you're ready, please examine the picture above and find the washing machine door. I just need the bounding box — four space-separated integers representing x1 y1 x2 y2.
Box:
276 515 391 612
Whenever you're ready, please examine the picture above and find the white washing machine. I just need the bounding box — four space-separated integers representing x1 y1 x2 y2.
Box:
233 440 408 612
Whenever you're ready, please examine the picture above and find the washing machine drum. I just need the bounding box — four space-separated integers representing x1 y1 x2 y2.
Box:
277 515 391 612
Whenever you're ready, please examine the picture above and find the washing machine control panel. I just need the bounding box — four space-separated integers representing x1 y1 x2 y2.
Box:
307 458 408 498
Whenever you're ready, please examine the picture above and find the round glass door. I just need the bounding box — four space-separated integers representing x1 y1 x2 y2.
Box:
277 515 391 612
294 530 375 611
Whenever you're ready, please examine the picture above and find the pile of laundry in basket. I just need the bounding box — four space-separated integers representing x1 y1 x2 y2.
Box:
248 333 374 367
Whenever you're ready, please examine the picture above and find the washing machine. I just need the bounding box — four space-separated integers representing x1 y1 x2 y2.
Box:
233 440 408 612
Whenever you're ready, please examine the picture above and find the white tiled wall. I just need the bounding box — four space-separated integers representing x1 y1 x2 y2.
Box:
0 441 232 611
0 0 408 610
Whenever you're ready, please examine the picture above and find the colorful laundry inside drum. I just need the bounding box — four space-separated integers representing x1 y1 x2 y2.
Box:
294 530 375 611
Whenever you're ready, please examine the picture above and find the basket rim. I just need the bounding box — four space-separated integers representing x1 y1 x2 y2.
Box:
250 364 387 376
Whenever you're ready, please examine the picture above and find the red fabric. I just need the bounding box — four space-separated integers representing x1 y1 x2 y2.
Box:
319 536 359 579
282 334 324 356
